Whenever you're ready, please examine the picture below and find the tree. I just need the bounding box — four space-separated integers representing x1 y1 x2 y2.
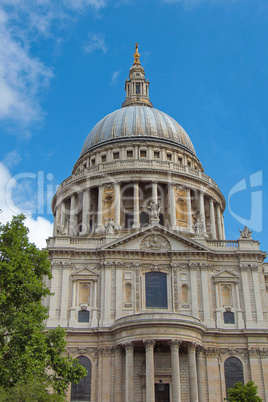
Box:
225 381 262 402
0 214 86 396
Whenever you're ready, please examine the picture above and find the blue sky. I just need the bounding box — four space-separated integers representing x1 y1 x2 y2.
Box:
0 0 267 253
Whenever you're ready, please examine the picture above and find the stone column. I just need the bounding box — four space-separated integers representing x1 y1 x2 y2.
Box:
221 215 226 240
144 340 155 402
196 347 205 402
186 188 193 232
133 182 140 228
96 185 104 232
252 267 264 325
60 200 66 227
69 194 78 236
169 184 177 229
59 265 69 326
102 347 112 400
190 265 199 319
152 181 158 203
170 340 181 401
188 343 199 402
209 199 217 239
125 342 134 402
114 182 121 229
216 204 223 240
53 207 60 236
81 189 90 235
240 268 253 326
199 191 206 235
114 346 123 402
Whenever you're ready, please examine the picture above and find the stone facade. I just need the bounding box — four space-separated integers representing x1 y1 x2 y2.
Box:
45 45 268 401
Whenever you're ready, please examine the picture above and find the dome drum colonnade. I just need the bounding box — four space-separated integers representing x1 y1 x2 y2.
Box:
52 45 226 241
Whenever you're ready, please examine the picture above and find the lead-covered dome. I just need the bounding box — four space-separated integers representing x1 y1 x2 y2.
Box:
80 106 196 156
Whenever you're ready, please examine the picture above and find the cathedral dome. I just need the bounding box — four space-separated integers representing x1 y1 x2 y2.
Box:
80 106 196 157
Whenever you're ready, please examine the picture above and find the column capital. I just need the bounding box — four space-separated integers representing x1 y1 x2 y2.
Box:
196 345 204 356
187 342 198 353
169 339 182 350
113 345 123 355
124 341 134 352
143 339 155 350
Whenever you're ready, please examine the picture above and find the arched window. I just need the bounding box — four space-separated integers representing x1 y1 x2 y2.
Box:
71 356 91 401
125 283 132 303
181 284 188 304
145 272 167 309
224 357 244 396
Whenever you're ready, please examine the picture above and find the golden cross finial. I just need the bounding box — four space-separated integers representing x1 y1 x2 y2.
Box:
133 43 140 65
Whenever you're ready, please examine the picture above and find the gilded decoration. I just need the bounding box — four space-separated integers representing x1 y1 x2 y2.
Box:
140 234 171 251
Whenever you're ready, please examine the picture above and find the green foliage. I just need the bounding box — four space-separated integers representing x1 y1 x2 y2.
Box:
225 381 262 402
0 380 65 401
0 214 86 396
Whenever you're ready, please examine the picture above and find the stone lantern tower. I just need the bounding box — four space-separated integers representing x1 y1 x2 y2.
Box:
46 45 268 402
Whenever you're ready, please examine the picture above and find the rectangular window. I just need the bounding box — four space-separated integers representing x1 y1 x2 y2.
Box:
145 272 167 308
91 158 95 166
78 310 90 322
154 151 160 159
140 150 147 158
101 154 106 162
127 150 133 158
178 157 182 165
136 84 140 94
167 153 172 161
113 152 119 159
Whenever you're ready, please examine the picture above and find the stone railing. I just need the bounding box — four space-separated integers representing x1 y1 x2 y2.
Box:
57 159 219 193
207 240 239 248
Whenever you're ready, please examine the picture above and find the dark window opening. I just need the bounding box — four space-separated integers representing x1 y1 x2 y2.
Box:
146 272 168 309
154 151 160 159
223 311 235 324
167 153 172 161
127 150 133 158
91 158 95 166
78 310 90 323
140 150 147 158
136 83 140 94
224 357 244 397
71 356 91 401
159 213 164 226
101 154 106 162
140 212 149 227
178 157 182 165
113 152 119 159
125 213 134 228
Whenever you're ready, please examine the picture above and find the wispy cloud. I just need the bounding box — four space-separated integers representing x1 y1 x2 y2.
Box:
3 150 21 169
63 0 108 11
0 0 109 130
111 70 120 84
84 32 108 53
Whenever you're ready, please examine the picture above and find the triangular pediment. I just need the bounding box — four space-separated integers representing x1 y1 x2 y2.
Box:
101 225 209 253
71 267 98 279
213 269 239 282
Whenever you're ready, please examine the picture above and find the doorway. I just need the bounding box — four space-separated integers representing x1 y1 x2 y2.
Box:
155 383 170 402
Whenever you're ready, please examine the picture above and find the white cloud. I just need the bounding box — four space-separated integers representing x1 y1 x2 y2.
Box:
3 150 21 168
84 32 108 53
63 0 108 10
0 162 53 249
0 8 53 125
0 0 109 128
111 70 120 84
